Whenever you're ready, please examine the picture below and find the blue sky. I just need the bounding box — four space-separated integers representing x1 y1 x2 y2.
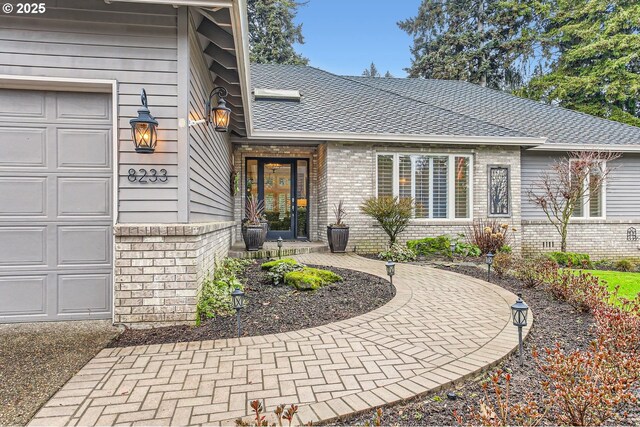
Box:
293 0 421 78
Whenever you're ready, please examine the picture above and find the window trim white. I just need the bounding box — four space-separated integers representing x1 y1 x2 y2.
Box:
376 152 474 221
570 160 607 220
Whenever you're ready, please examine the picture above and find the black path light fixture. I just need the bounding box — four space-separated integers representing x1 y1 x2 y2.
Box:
130 89 158 153
206 86 231 132
511 293 529 366
449 240 457 260
485 252 495 282
277 236 283 259
386 261 396 286
231 287 246 338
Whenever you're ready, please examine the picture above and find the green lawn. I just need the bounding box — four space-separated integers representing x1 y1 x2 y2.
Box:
582 270 640 301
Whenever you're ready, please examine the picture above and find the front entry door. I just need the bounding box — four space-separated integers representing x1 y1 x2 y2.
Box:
246 158 309 240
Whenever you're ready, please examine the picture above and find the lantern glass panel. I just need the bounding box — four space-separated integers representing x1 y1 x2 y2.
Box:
231 289 245 310
213 107 230 131
486 253 494 265
386 262 395 276
132 122 157 152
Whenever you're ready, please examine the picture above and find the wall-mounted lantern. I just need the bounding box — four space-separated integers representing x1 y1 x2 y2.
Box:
130 89 158 154
206 86 231 132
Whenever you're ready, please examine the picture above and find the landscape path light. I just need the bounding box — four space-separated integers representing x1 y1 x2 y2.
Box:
449 240 456 260
277 237 283 259
485 252 494 282
231 287 246 338
511 293 529 366
386 261 395 287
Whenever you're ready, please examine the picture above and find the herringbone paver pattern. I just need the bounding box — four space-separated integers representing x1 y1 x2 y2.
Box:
29 254 530 426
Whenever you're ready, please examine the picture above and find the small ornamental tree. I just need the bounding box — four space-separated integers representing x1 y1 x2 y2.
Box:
360 196 413 246
528 151 620 252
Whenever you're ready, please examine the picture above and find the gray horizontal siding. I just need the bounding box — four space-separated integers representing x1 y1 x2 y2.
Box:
521 151 640 220
187 12 234 222
0 0 180 223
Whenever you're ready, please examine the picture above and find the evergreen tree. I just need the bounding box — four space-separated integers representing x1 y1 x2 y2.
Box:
248 0 308 65
362 62 394 78
399 0 543 90
518 0 640 126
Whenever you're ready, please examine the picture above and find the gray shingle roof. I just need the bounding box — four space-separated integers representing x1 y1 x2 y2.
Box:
250 63 640 146
250 63 532 138
350 76 640 147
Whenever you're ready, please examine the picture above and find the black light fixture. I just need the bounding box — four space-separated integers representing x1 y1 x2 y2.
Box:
130 89 158 153
231 287 246 337
511 293 529 366
277 237 283 259
206 86 231 132
485 252 495 282
449 240 456 260
386 261 395 286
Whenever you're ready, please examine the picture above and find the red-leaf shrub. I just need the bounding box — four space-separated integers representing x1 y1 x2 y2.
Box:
540 268 610 312
533 339 640 426
592 295 640 355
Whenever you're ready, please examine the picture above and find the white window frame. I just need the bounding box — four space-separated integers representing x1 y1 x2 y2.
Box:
376 153 474 221
570 160 607 220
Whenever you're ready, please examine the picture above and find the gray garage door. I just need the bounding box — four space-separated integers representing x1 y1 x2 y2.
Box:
0 89 113 322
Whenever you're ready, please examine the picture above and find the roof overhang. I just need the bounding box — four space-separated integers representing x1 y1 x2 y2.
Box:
528 144 637 152
105 0 234 7
247 130 547 146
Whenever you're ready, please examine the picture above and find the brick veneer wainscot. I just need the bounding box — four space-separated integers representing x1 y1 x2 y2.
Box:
113 222 235 327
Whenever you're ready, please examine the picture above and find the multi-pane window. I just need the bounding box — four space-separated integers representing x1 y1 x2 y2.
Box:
571 161 605 219
488 166 510 216
376 153 472 220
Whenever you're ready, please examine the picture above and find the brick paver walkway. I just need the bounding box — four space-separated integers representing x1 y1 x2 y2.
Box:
29 254 531 426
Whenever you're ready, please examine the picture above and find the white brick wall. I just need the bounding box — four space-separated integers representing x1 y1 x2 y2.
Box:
522 220 640 260
113 222 235 327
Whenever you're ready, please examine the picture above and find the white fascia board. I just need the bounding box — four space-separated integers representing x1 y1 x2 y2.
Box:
247 130 547 146
230 0 252 133
528 144 637 152
105 0 233 7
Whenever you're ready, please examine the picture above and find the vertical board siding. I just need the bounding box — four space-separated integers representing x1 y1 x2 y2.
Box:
521 151 638 220
187 12 234 222
0 0 180 223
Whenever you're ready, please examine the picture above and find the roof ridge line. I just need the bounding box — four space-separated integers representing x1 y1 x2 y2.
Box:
340 75 539 138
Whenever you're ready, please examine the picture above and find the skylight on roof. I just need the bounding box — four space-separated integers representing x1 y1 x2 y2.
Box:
254 88 301 101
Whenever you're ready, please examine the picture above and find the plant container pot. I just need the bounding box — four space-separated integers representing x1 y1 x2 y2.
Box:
327 226 349 253
244 225 265 251
259 219 269 249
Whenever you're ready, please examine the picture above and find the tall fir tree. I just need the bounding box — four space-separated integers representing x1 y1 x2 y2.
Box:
247 0 308 65
362 62 394 78
398 0 543 90
518 0 640 127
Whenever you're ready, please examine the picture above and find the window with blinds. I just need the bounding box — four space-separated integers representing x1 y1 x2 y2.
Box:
377 155 393 197
376 153 472 220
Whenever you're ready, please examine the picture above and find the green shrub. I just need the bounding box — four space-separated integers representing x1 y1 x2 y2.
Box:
615 259 636 272
548 251 592 268
407 236 450 255
284 267 343 291
499 245 512 254
196 258 251 324
360 196 413 245
454 241 482 257
261 258 299 270
378 243 417 262
266 261 303 286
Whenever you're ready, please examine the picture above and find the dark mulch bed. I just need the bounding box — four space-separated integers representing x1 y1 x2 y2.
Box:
109 262 394 348
342 264 639 426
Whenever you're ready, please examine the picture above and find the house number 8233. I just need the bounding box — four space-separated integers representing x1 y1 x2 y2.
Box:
128 168 168 184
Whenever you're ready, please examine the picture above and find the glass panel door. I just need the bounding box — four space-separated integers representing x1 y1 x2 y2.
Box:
262 161 294 239
296 160 308 238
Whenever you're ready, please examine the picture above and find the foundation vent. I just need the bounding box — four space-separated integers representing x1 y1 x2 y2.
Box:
542 241 554 249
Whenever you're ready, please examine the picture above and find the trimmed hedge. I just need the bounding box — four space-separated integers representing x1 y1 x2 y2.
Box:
407 236 450 255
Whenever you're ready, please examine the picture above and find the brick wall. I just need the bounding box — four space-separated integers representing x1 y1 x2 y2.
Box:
522 220 640 260
233 145 319 241
324 142 523 253
113 221 235 327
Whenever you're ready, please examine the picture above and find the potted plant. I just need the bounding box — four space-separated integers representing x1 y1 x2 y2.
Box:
327 200 349 253
243 195 266 251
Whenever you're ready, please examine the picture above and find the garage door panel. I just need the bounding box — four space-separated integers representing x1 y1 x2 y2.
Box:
58 274 111 315
57 177 111 217
56 92 111 121
0 127 47 166
57 128 111 169
0 177 47 216
0 275 47 316
0 90 45 118
58 226 110 266
0 89 112 322
0 226 47 266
